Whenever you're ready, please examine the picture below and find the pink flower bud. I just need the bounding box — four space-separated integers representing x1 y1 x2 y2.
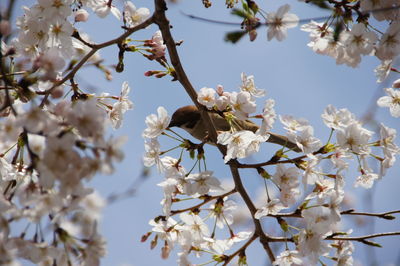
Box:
392 79 400 89
161 244 171 259
51 86 64 99
216 84 224 96
0 20 11 36
249 29 257 42
74 9 89 22
144 70 153 76
155 72 167 78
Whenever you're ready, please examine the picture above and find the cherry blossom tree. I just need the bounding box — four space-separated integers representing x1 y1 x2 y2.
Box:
1 0 400 265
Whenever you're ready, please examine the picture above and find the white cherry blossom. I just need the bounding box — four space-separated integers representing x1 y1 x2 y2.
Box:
92 0 122 20
342 23 377 57
109 82 134 129
257 99 276 136
377 87 400 118
143 138 163 171
142 106 170 139
298 229 330 264
229 91 256 120
240 72 265 97
197 87 216 109
273 249 303 266
376 22 400 61
266 4 299 41
287 126 322 154
272 165 299 189
375 60 393 83
321 104 356 130
217 130 268 162
187 171 222 196
123 1 150 27
355 170 379 189
280 115 309 132
254 198 286 219
179 213 209 244
336 123 373 154
208 199 237 229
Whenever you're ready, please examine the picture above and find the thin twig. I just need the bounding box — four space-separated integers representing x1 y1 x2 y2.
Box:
0 71 27 78
234 153 308 168
341 209 399 220
39 16 155 107
106 167 151 204
327 231 400 241
223 234 258 265
170 189 236 215
264 208 399 219
181 5 400 27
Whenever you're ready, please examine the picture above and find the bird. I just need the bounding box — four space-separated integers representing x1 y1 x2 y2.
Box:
168 105 301 152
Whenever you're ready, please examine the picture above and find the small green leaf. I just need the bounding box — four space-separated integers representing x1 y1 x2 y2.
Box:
333 23 344 42
225 30 247 43
231 8 248 19
382 215 396 220
189 149 195 159
361 239 382 248
306 0 330 9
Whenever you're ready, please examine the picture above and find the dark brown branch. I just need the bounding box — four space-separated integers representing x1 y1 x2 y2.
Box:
233 231 400 244
264 208 399 219
234 153 308 169
327 231 400 241
229 165 275 262
234 145 332 169
340 209 399 220
153 0 221 147
0 71 27 78
154 0 276 262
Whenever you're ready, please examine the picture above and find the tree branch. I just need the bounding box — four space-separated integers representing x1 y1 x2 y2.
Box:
327 231 400 242
229 165 275 262
153 0 222 147
264 208 399 220
169 189 236 215
223 233 258 265
153 0 276 262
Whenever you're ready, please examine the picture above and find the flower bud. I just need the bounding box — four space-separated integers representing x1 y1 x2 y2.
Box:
216 84 224 96
161 244 171 259
74 9 89 22
0 20 11 36
392 79 400 89
249 29 257 42
51 86 64 99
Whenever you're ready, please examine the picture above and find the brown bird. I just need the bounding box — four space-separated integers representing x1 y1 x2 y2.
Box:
168 105 301 152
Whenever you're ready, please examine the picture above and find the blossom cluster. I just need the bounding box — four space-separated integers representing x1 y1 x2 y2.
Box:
143 71 399 265
0 85 133 264
226 1 399 83
142 106 255 262
0 0 139 264
300 2 399 82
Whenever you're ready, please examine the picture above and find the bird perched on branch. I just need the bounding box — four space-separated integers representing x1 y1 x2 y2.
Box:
168 105 301 152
